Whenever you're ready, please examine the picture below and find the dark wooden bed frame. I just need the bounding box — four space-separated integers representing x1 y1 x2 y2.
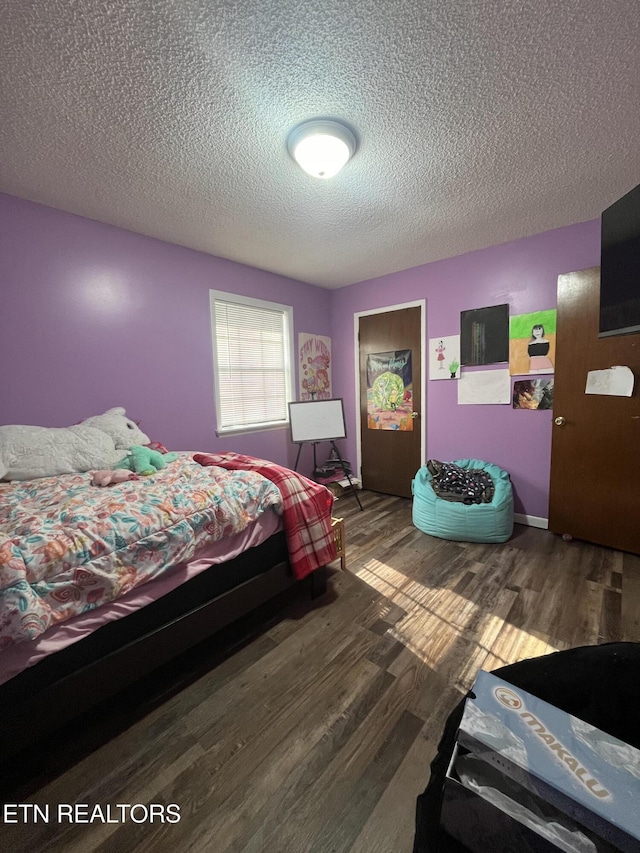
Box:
0 530 328 761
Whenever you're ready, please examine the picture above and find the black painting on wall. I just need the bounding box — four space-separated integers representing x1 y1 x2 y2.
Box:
460 303 510 366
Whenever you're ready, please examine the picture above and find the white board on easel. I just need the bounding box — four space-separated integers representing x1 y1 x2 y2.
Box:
288 399 347 443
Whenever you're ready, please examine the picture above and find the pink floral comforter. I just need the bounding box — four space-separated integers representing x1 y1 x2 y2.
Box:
0 454 282 648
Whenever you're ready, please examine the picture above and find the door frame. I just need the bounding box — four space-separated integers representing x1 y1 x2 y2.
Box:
353 299 427 484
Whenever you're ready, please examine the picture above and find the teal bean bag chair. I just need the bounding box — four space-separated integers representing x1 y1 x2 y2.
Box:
411 458 513 543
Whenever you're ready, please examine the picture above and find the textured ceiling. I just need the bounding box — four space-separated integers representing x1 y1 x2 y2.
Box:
1 0 639 288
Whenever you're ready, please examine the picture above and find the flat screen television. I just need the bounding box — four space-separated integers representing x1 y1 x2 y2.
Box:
600 181 640 337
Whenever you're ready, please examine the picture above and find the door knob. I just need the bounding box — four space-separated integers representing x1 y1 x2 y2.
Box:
554 416 566 426
410 411 419 419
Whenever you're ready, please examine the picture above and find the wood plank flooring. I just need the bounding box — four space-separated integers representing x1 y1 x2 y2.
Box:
1 491 639 852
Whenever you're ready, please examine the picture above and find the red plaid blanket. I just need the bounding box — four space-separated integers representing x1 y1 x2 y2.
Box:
193 452 337 580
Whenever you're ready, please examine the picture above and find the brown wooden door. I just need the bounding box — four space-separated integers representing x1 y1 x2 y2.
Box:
359 307 422 498
549 267 640 554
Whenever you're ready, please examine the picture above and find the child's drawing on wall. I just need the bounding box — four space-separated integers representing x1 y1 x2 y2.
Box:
429 335 461 380
527 324 553 373
509 310 556 375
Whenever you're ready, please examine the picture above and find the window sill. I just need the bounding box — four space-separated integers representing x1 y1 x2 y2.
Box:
215 422 290 438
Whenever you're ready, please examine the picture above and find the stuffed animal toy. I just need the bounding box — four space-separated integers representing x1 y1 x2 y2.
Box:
91 469 140 487
114 445 178 476
0 408 150 481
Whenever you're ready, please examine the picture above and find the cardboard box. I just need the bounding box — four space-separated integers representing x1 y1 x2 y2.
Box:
440 670 640 853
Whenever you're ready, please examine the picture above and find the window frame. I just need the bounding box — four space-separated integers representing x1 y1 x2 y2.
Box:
209 290 295 436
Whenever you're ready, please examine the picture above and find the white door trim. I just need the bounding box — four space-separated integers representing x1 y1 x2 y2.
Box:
354 299 427 484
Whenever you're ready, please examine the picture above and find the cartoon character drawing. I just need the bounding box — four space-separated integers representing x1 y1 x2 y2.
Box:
315 368 330 393
527 324 553 373
436 340 446 370
371 372 404 411
301 349 331 399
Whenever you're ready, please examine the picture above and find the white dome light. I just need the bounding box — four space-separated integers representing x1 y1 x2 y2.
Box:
288 119 357 179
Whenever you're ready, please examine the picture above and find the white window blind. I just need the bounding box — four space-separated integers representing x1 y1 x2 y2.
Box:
210 293 293 434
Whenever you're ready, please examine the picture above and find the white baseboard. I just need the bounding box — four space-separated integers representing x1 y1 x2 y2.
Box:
514 513 549 529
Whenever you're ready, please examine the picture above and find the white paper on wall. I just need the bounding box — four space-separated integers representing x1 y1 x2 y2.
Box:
585 366 634 397
458 369 511 405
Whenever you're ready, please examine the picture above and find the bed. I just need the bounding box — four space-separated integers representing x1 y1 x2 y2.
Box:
0 451 336 760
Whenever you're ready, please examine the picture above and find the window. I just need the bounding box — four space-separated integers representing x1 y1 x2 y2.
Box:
210 291 294 434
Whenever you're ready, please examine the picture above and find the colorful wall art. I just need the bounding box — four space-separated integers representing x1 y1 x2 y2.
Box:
509 309 557 375
298 333 332 400
429 334 461 380
460 303 509 365
513 379 554 410
366 350 414 430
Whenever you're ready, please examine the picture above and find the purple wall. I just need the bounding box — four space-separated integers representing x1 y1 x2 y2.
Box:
1 192 601 517
0 193 331 469
331 221 601 519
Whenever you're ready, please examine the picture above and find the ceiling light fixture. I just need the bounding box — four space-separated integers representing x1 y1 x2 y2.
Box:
287 119 357 179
